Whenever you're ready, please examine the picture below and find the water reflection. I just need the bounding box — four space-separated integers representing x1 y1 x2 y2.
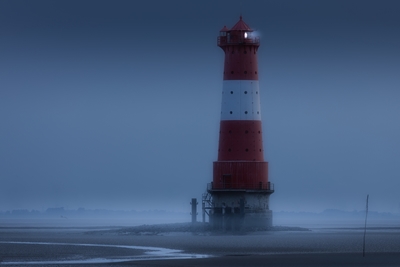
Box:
0 241 210 265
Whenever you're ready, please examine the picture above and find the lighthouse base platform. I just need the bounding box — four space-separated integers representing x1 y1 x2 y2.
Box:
205 188 274 231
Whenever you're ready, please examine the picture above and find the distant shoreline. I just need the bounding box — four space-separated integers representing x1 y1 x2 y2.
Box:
2 223 400 232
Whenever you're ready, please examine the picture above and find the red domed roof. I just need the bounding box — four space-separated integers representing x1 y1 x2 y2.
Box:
220 25 229 32
230 16 252 31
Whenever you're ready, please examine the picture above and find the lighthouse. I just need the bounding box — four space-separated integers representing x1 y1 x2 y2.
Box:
204 16 274 230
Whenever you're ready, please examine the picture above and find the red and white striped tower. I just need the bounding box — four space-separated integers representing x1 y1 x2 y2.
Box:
207 16 274 229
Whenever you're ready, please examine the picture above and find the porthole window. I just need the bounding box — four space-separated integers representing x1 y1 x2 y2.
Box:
229 130 232 133
228 148 231 152
258 131 261 134
245 149 249 152
256 91 258 94
255 71 258 74
245 111 248 114
257 111 259 114
245 130 248 134
231 71 234 74
230 91 233 94
244 51 247 54
244 71 247 74
259 149 262 152
244 91 247 94
230 111 233 114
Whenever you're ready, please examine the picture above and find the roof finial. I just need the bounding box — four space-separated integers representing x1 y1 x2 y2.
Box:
240 0 243 20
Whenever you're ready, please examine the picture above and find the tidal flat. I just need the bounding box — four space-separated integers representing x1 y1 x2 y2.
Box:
1 224 400 266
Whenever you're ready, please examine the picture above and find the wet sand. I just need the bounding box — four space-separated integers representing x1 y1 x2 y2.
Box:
121 253 400 267
1 226 400 266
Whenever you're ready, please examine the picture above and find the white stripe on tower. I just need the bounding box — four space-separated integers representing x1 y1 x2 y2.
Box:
221 80 261 121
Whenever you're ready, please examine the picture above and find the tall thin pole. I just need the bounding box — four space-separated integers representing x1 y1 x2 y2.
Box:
362 194 369 257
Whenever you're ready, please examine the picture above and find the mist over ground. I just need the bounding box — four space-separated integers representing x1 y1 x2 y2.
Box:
1 207 399 229
1 0 400 214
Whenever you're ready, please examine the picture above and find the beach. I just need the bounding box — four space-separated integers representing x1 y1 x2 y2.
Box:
1 225 400 266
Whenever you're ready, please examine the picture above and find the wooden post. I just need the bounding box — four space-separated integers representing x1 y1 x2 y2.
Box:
363 194 369 257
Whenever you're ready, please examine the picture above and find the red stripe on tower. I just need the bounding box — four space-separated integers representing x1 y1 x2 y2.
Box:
213 16 269 191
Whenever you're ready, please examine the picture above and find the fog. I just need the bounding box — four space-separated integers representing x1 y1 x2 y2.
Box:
1 0 400 214
1 207 399 230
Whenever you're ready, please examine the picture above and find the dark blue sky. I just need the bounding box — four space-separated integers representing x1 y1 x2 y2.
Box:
1 0 399 213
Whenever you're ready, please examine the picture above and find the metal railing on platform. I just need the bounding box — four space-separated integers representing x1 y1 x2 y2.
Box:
207 181 274 191
217 36 260 46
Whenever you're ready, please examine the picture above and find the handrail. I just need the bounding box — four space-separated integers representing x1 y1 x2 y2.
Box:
218 36 260 46
208 181 274 191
